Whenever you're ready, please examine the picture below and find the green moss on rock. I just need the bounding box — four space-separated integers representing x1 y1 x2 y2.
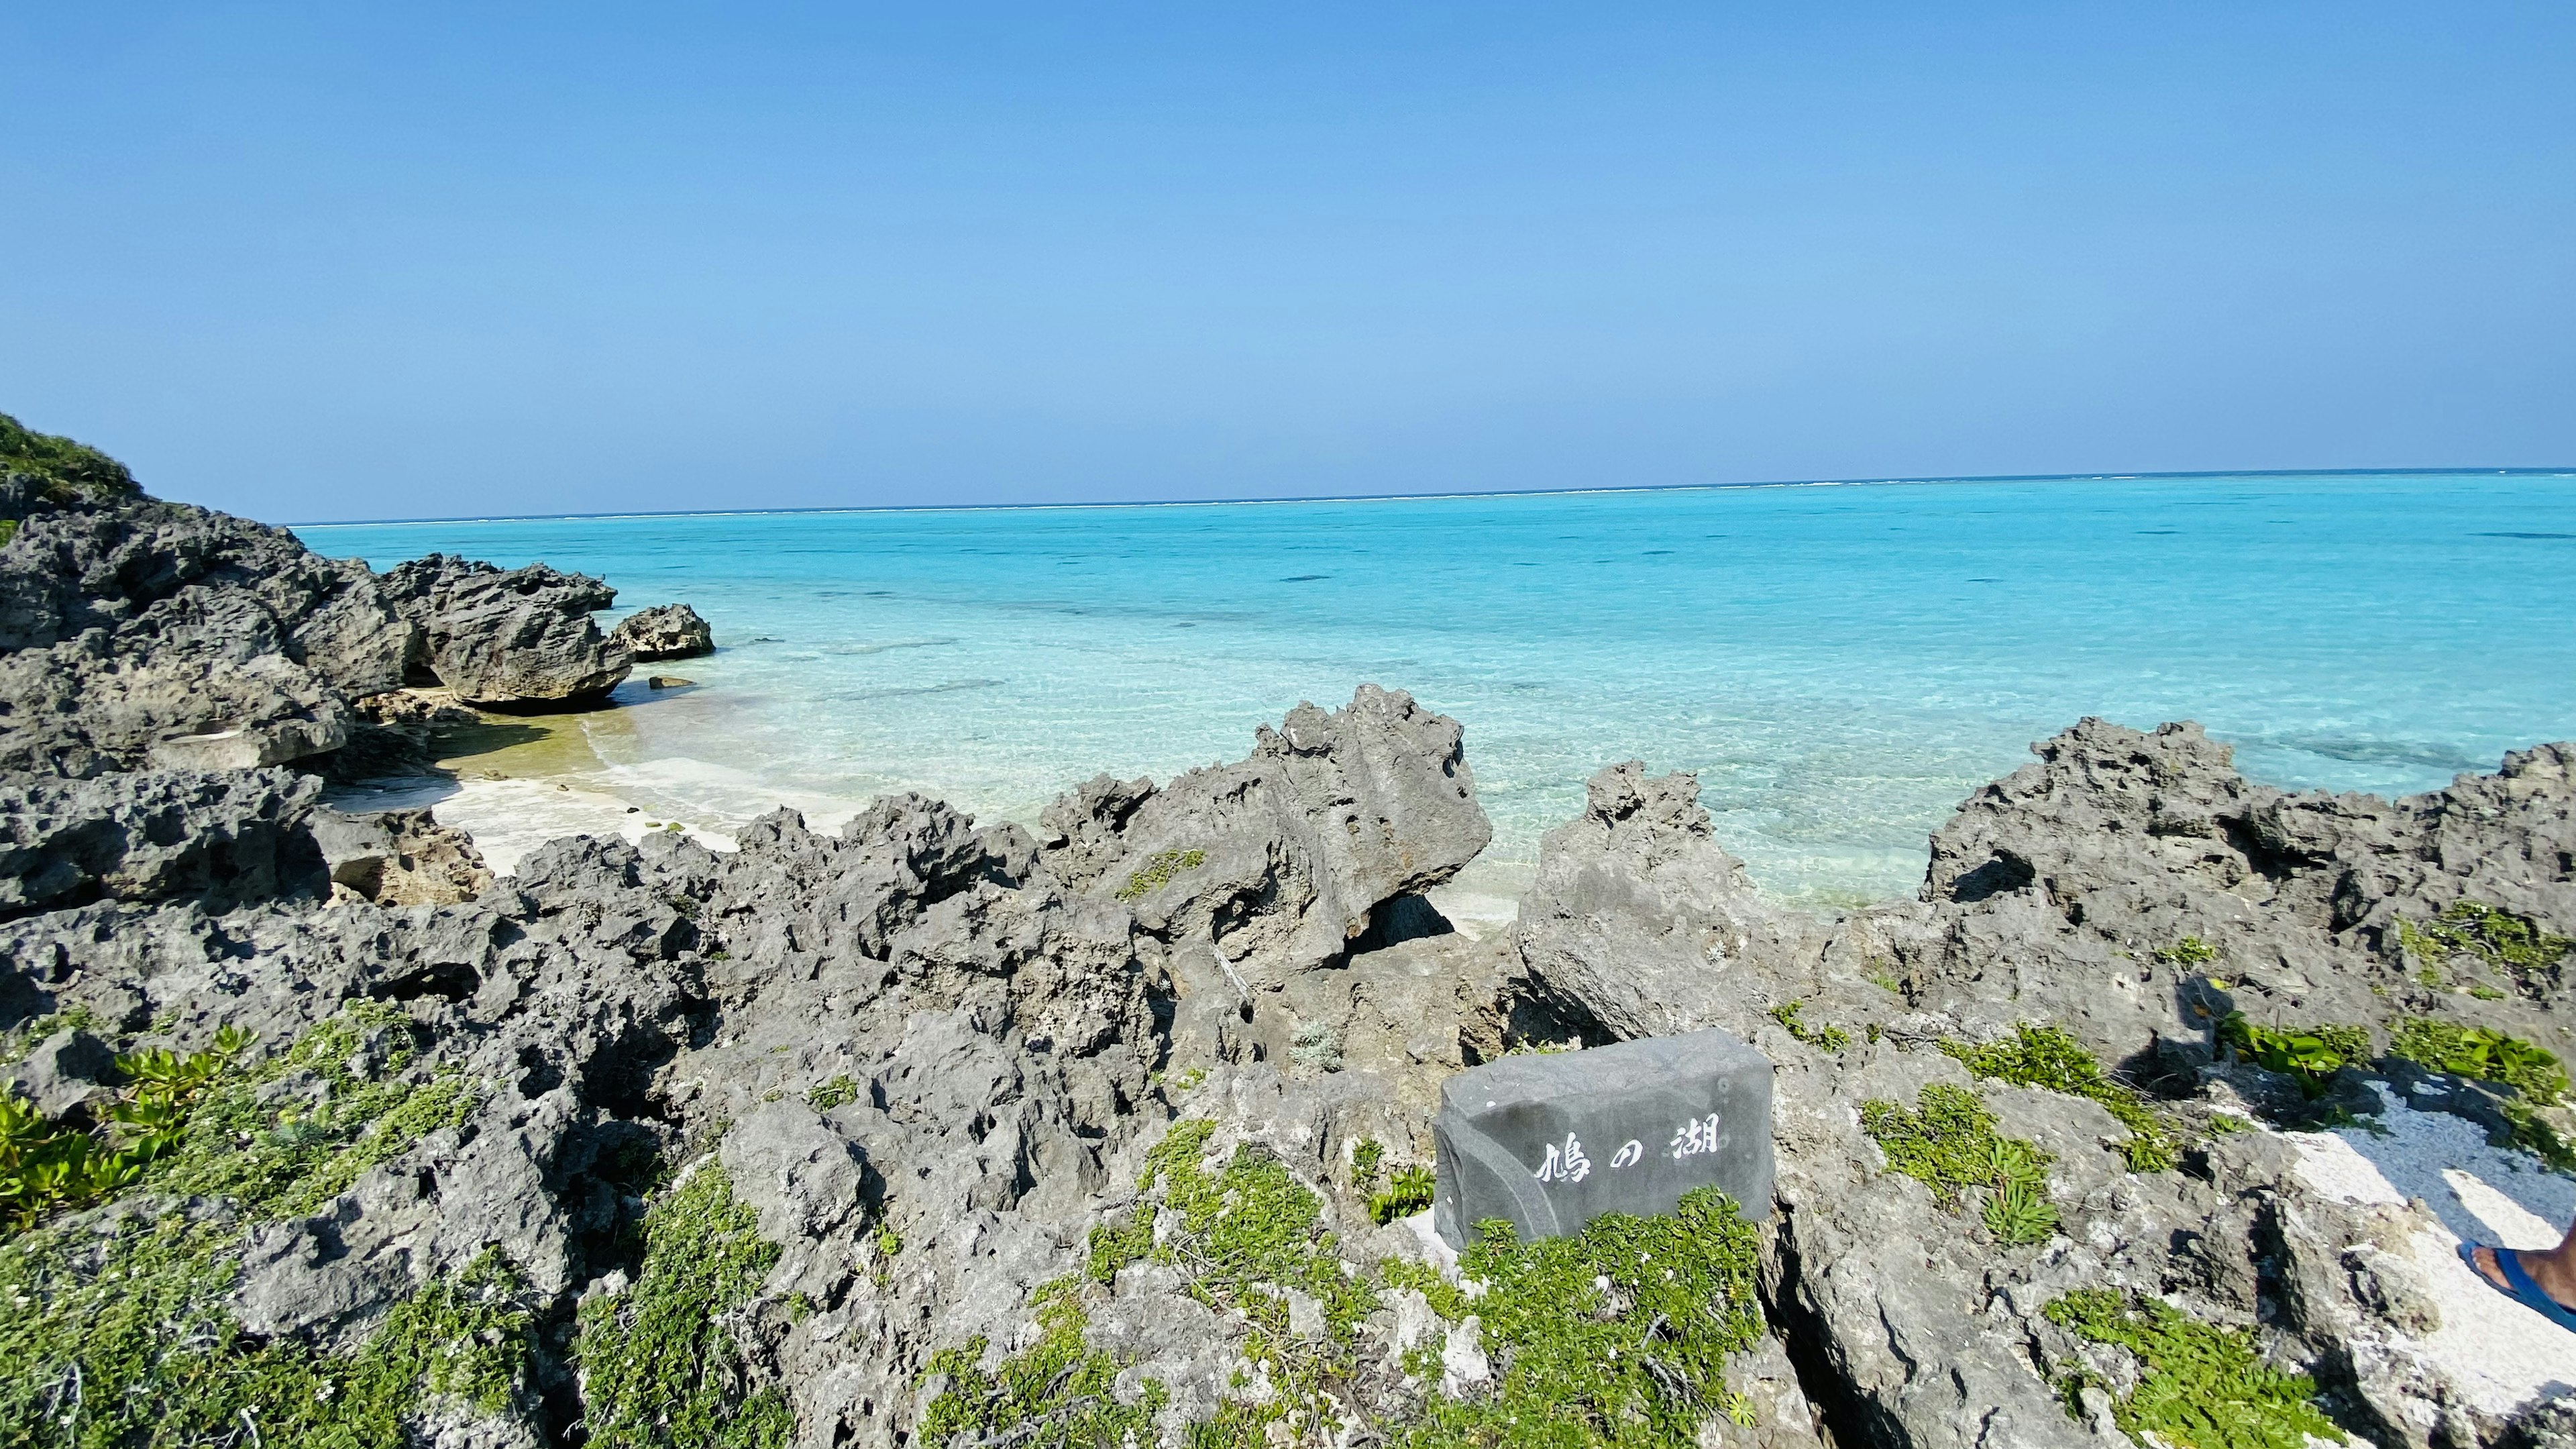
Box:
1114 849 1207 903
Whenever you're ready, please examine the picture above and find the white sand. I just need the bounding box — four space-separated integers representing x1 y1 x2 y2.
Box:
2287 1085 2576 1415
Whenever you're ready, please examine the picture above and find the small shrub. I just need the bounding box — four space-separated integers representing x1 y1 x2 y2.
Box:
2155 936 2220 967
0 411 142 503
1350 1136 1385 1190
1770 1000 1851 1053
1399 1188 1765 1446
805 1073 862 1111
1369 1165 1436 1225
2045 1289 2339 1449
2214 1014 2370 1099
2389 1016 2576 1167
1942 1024 2176 1172
1289 1018 1344 1073
1113 848 1206 903
1862 1084 2059 1242
918 1279 1166 1448
572 1166 796 1448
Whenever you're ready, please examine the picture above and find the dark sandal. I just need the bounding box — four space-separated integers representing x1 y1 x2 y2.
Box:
2460 1242 2576 1333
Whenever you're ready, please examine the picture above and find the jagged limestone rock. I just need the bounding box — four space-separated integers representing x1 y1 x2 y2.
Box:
609 601 714 660
380 553 631 706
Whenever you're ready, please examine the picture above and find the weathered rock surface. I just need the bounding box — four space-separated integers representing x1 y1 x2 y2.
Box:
9 601 2575 1449
0 496 411 774
0 767 330 918
1508 729 2576 1448
609 601 713 659
380 554 631 706
1040 684 1493 989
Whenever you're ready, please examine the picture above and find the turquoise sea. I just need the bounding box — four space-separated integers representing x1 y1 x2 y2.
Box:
304 472 2576 906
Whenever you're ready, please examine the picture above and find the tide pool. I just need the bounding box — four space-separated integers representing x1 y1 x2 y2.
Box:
303 472 2576 905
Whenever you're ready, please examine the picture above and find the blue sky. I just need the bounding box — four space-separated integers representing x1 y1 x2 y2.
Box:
3 4 2569 522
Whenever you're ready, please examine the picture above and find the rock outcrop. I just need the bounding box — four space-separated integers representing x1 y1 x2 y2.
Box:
380 554 631 706
610 601 713 659
0 491 411 775
1508 728 2576 1448
9 458 2576 1449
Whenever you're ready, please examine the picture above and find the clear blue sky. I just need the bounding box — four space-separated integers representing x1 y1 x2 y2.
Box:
4 4 2569 523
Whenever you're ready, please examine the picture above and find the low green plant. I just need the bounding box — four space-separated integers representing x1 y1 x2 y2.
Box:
1770 1000 1851 1053
805 1073 862 1111
2045 1289 2338 1449
2389 1016 2576 1167
1351 1136 1386 1190
573 1165 795 1448
918 1278 1167 1448
1942 1024 2176 1171
2155 936 2220 967
152 1006 480 1217
2214 1013 2370 1099
2389 1017 2567 1100
2 1027 251 1233
2398 899 2573 981
1370 1164 1436 1225
1113 848 1206 902
1864 965 1907 998
1398 1189 1764 1446
1 1214 534 1448
0 411 142 503
1862 1083 2059 1242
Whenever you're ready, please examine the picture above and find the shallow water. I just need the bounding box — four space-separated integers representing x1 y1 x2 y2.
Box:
303 472 2576 904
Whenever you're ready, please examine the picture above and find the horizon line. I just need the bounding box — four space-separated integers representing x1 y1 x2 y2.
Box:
286 464 2576 529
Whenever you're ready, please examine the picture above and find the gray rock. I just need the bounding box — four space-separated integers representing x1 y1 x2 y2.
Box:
309 805 493 906
0 767 328 918
1040 683 1493 989
718 1102 871 1244
3 1027 117 1118
1432 1028 1774 1248
380 554 631 706
0 496 411 775
610 602 714 660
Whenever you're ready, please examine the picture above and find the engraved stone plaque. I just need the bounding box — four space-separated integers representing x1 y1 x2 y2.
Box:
1432 1028 1774 1248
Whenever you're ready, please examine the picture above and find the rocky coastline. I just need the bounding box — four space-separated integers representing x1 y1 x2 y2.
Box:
6 429 2576 1448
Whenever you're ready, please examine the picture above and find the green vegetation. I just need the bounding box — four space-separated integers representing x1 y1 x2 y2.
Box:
805 1073 862 1111
0 411 141 504
0 1001 549 1447
1864 965 1907 997
3 1028 249 1232
1114 848 1207 903
150 1002 482 1218
2388 1016 2576 1168
919 1278 1166 1449
1769 1000 1851 1053
2214 1013 2371 1099
574 1165 794 1448
2154 936 2220 968
1350 1135 1386 1189
2398 900 2574 1000
963 1118 1775 1448
2045 1289 2338 1449
1941 1024 2176 1172
1861 1083 2060 1244
1 1212 534 1449
1397 1189 1764 1448
1370 1164 1436 1226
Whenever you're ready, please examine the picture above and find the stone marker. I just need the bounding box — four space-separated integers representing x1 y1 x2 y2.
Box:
1432 1028 1773 1248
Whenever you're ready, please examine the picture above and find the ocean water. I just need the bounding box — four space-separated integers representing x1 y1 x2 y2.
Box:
303 472 2576 906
